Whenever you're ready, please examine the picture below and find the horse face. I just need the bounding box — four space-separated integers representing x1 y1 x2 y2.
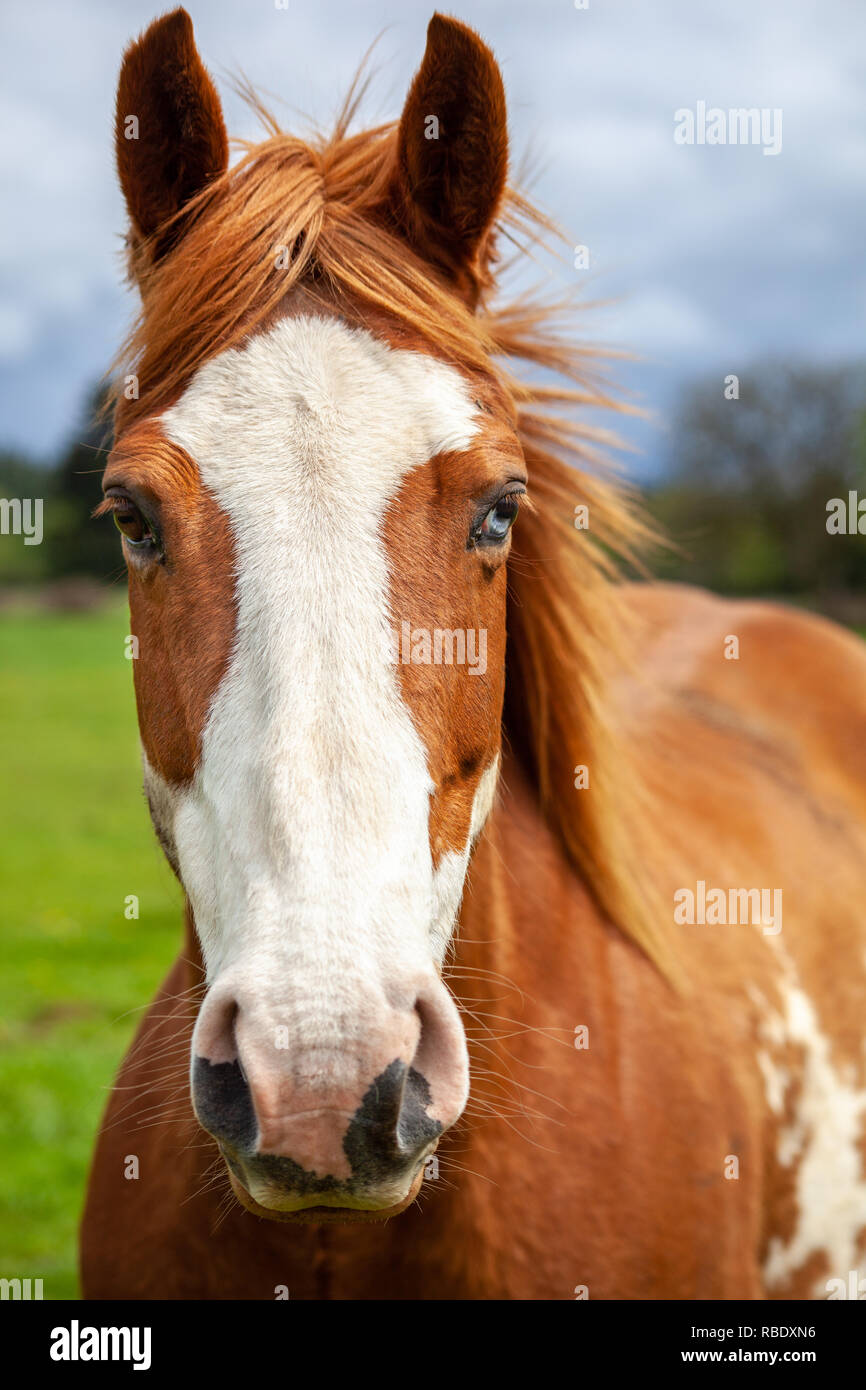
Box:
107 10 517 1215
104 316 522 1215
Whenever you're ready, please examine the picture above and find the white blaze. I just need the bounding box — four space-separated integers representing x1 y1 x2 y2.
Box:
152 315 491 998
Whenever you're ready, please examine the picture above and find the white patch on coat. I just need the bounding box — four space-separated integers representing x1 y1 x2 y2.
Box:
430 755 500 960
757 980 866 1296
153 315 485 1036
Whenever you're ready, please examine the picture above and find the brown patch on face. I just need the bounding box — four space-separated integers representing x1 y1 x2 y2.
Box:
102 419 237 784
382 404 525 868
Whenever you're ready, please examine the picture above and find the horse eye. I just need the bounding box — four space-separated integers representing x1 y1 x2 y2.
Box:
476 494 521 545
113 502 153 548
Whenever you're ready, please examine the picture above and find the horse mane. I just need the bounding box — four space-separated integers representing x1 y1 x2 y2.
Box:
110 80 674 980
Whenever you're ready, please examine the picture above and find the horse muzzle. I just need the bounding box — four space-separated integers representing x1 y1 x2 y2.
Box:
189 972 469 1217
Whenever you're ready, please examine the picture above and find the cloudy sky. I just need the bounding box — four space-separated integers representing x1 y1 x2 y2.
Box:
1 0 863 475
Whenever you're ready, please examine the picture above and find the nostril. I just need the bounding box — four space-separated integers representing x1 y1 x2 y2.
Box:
411 995 433 1072
194 991 242 1065
191 998 258 1154
407 983 470 1130
192 1054 258 1153
395 1066 441 1161
342 1058 442 1182
411 991 458 1088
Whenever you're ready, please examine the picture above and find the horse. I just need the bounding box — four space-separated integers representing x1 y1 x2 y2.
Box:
80 9 866 1299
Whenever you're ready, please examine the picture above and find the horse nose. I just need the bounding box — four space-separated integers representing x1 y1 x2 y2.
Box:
190 980 469 1208
191 1053 441 1171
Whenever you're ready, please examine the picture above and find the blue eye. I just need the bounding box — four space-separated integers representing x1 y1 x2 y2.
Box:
475 493 521 546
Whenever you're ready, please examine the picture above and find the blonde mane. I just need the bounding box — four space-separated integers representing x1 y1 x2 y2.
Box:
111 84 672 978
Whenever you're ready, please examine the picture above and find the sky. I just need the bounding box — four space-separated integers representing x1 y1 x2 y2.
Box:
1 0 864 477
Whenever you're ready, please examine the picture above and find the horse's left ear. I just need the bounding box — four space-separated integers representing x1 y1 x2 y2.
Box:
387 13 508 305
115 8 228 271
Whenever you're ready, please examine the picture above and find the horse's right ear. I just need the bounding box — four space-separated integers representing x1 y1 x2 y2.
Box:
115 8 228 270
386 14 509 307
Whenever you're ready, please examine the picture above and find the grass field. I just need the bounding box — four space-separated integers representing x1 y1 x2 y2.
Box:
0 601 182 1298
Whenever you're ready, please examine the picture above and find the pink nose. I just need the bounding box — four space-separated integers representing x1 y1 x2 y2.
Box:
191 977 469 1209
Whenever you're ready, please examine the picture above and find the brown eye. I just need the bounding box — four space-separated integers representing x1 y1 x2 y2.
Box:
113 503 148 544
101 493 161 555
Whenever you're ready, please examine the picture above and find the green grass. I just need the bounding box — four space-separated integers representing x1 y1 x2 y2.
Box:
0 602 182 1298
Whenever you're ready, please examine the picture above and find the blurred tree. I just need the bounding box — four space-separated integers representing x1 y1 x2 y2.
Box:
648 362 866 600
45 386 118 582
0 385 120 587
